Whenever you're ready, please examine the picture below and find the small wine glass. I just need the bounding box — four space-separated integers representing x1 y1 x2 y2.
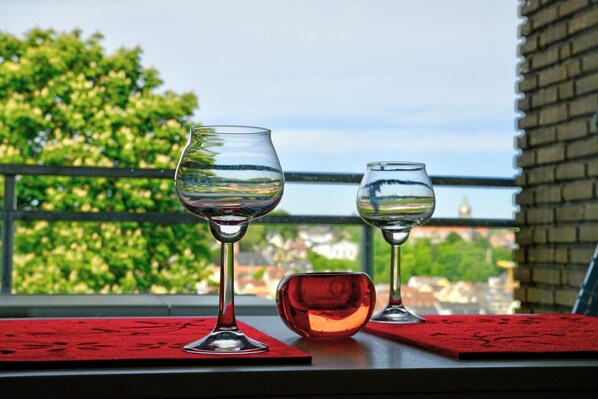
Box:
175 125 284 353
356 162 435 323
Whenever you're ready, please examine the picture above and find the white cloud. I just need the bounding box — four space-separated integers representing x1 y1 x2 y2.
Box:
0 0 521 215
273 128 514 156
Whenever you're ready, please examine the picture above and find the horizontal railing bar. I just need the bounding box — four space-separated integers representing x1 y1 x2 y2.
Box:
0 164 174 179
0 164 517 188
283 172 362 184
3 210 516 229
431 176 517 188
427 218 517 228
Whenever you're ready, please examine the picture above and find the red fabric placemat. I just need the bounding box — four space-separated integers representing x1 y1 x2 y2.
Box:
363 314 598 359
0 317 311 369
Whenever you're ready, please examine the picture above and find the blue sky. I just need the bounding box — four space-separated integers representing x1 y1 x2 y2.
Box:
0 0 522 219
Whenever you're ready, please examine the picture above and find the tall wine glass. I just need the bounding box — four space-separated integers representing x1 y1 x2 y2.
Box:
356 162 435 323
175 125 284 353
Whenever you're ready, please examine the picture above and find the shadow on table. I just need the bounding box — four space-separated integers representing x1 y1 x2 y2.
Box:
290 337 370 368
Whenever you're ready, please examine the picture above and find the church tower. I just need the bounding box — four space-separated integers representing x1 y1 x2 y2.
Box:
459 196 472 219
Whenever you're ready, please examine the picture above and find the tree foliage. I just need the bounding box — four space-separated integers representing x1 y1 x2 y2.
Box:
372 229 510 285
0 28 212 293
307 251 359 272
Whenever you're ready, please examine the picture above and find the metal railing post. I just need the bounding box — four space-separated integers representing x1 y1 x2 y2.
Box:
1 174 16 294
361 224 375 279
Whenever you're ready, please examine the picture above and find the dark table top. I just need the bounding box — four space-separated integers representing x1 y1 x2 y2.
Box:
2 315 598 398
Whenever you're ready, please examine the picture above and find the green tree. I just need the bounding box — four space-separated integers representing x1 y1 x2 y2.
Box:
371 229 508 285
239 210 298 252
307 251 359 272
0 28 212 293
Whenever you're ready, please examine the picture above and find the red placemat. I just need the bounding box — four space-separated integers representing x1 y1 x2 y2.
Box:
0 317 311 369
363 314 598 359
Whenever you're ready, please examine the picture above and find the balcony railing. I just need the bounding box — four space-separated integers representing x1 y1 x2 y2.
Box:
0 164 517 295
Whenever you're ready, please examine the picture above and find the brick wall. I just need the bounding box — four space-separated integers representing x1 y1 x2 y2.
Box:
515 0 598 313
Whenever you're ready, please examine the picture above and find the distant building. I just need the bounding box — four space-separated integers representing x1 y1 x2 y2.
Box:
375 272 520 316
311 239 359 261
459 196 472 219
210 244 285 299
298 226 335 247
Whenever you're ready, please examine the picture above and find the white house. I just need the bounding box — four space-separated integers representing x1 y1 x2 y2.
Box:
311 239 359 261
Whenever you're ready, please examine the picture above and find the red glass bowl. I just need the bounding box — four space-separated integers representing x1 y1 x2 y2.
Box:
276 272 376 340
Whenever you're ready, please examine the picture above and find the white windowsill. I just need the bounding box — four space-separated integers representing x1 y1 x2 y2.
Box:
0 294 277 318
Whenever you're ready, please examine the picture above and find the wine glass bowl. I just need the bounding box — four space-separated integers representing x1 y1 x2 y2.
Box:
356 162 435 323
175 125 284 353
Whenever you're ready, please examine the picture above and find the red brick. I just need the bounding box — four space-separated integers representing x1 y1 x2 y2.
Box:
564 266 589 287
555 161 586 180
528 126 556 146
532 46 560 69
582 51 598 72
569 94 598 117
576 71 598 95
536 143 566 164
527 207 555 224
535 185 561 205
531 86 558 107
568 7 598 34
579 223 598 242
539 22 568 47
517 228 534 245
514 246 527 263
539 104 568 125
518 113 540 129
515 173 527 187
585 203 598 220
528 246 556 262
518 96 531 112
515 267 531 285
556 204 585 222
558 81 575 100
527 286 555 305
521 0 542 16
527 165 556 184
513 288 527 304
570 246 597 264
562 180 594 201
531 4 559 31
520 35 539 56
517 149 536 168
533 227 548 244
566 59 583 78
533 267 562 284
518 75 538 92
572 29 598 55
540 65 569 87
556 119 589 141
555 288 579 307
515 188 534 206
555 247 569 263
559 0 590 18
562 45 573 64
547 226 578 243
567 135 598 159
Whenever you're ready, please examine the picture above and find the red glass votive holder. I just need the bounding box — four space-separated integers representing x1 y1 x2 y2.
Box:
276 272 376 340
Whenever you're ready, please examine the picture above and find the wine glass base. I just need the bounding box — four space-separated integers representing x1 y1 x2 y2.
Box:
184 329 268 354
370 305 425 324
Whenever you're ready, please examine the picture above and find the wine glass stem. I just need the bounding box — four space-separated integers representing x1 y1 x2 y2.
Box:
389 244 404 307
217 242 237 328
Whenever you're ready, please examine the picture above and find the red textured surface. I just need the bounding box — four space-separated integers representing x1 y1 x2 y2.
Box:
0 317 311 369
363 314 598 359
